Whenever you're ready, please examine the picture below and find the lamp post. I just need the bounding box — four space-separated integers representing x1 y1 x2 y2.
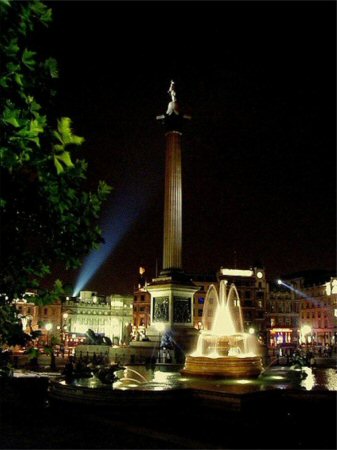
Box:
45 322 52 346
62 313 68 343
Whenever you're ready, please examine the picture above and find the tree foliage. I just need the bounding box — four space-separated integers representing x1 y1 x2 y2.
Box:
0 0 112 343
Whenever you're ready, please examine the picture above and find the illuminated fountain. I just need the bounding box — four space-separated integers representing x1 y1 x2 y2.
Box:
181 280 263 377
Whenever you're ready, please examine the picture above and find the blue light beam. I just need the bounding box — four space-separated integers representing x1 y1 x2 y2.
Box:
277 280 321 307
73 185 150 296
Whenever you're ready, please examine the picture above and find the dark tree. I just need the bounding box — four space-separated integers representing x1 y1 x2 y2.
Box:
0 1 112 344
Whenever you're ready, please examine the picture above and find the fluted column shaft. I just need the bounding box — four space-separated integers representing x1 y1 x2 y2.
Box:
163 131 182 270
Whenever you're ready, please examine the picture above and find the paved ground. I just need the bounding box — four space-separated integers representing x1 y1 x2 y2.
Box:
1 386 336 449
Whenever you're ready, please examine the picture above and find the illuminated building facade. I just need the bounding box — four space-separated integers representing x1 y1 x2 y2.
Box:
266 271 337 353
265 285 300 352
13 293 39 334
133 289 151 329
298 276 337 347
132 266 151 329
14 293 62 344
63 291 133 345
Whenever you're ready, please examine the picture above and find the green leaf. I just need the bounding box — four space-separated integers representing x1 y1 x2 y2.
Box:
30 119 44 134
56 151 74 168
0 0 11 7
40 8 53 26
14 73 23 86
3 107 20 128
6 39 20 57
0 77 9 88
53 156 64 174
52 118 84 164
44 57 58 78
57 117 72 143
22 49 37 70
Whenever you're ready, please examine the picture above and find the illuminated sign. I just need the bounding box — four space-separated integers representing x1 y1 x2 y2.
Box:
270 328 293 333
220 268 254 277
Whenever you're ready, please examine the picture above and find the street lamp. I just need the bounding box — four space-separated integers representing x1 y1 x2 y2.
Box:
61 312 69 349
45 322 52 346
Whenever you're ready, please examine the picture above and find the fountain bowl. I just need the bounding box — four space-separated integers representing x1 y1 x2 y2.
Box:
181 354 263 378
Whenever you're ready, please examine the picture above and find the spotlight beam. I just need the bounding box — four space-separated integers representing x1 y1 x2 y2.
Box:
73 183 151 296
276 279 321 307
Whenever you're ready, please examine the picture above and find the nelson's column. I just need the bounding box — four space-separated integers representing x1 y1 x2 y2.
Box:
146 81 199 357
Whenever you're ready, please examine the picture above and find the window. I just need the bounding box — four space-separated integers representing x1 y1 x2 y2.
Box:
198 309 203 317
140 295 145 302
44 308 48 315
198 297 205 304
140 307 145 312
245 291 251 299
27 307 31 314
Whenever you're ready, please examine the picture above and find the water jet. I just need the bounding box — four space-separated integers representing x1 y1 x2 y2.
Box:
182 281 263 377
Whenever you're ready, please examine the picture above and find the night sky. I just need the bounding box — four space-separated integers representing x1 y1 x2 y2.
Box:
41 1 335 295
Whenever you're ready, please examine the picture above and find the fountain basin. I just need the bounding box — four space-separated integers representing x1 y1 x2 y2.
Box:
181 355 263 378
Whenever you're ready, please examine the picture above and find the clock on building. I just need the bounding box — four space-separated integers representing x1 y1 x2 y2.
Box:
256 271 263 279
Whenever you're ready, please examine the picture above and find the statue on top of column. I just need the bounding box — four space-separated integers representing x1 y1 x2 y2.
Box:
166 80 179 115
168 80 177 102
